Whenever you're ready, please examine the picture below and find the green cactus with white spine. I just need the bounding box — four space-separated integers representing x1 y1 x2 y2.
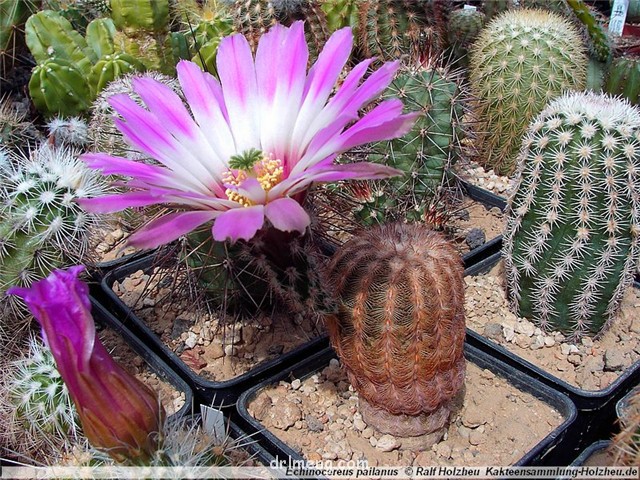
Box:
354 62 468 225
605 56 640 105
28 58 93 118
0 144 108 311
502 91 640 338
5 336 79 439
469 8 588 176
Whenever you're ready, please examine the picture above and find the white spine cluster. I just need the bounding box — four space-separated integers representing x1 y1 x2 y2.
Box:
503 91 640 338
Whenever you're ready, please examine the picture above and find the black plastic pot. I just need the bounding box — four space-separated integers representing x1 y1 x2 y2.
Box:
90 298 194 421
463 247 640 461
569 440 613 467
234 343 577 467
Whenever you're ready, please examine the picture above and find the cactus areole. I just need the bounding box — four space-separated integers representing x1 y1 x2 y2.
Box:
503 91 640 339
324 223 465 443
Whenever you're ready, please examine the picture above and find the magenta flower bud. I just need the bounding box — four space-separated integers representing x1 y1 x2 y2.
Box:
8 266 165 464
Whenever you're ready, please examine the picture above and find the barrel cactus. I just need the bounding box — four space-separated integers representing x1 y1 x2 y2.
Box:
446 7 485 68
469 8 588 176
324 223 465 443
503 91 640 339
355 62 468 225
88 52 145 95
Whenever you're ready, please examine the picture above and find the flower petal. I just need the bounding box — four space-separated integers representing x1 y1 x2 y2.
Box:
216 32 260 152
289 27 353 168
270 163 402 199
77 192 168 213
256 21 308 164
212 205 265 242
80 153 173 186
128 210 219 249
264 197 310 234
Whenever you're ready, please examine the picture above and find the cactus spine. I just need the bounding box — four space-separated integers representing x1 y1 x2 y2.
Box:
324 223 465 442
358 0 450 62
0 0 38 76
3 336 79 442
469 9 588 176
356 62 468 225
503 91 640 338
0 144 108 310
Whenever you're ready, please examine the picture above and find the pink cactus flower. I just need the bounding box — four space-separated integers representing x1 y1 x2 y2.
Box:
77 22 418 247
8 266 164 463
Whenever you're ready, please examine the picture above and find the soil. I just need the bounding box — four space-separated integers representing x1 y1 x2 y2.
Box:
465 261 640 391
112 267 324 382
247 359 564 467
449 198 505 254
98 327 186 416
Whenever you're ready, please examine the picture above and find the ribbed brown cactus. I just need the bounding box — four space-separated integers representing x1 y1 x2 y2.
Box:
324 223 465 441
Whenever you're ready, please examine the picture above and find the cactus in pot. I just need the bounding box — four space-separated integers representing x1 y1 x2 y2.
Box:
503 91 640 339
324 223 465 445
469 8 588 176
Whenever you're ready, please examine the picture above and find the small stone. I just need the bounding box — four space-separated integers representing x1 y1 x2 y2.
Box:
465 228 486 250
269 400 301 430
630 317 640 334
369 436 377 447
184 331 198 349
530 335 545 350
483 323 503 342
503 325 516 342
604 349 626 372
468 428 485 446
291 379 301 390
432 442 452 459
111 228 124 241
515 334 532 348
208 342 224 359
171 317 193 340
544 337 555 347
567 354 582 366
561 343 579 356
268 344 285 355
224 344 237 356
305 415 324 433
353 416 366 432
362 427 374 439
515 320 536 337
375 434 399 452
581 337 594 348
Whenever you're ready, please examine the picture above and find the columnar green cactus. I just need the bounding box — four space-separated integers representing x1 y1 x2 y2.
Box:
566 0 612 63
503 91 640 338
355 63 468 225
275 0 330 60
469 9 588 176
358 0 450 62
28 58 93 117
324 223 465 442
0 144 108 301
605 56 640 105
110 0 169 32
85 17 116 58
25 10 97 73
41 0 110 34
0 0 38 75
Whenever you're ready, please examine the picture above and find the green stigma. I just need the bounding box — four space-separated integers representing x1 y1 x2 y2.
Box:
228 148 264 170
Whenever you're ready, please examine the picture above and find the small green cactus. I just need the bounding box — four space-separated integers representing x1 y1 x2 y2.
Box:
503 91 640 338
605 56 640 105
324 223 465 442
469 8 588 176
41 0 110 34
321 0 358 33
110 0 169 32
446 7 486 68
358 0 450 62
5 336 79 440
85 17 116 58
355 62 468 225
28 57 93 118
88 52 145 96
0 144 108 304
566 0 612 63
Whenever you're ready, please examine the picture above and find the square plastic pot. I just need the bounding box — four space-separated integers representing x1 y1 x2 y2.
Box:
234 343 578 467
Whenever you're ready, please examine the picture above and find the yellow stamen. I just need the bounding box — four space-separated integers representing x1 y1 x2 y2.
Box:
223 155 284 207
